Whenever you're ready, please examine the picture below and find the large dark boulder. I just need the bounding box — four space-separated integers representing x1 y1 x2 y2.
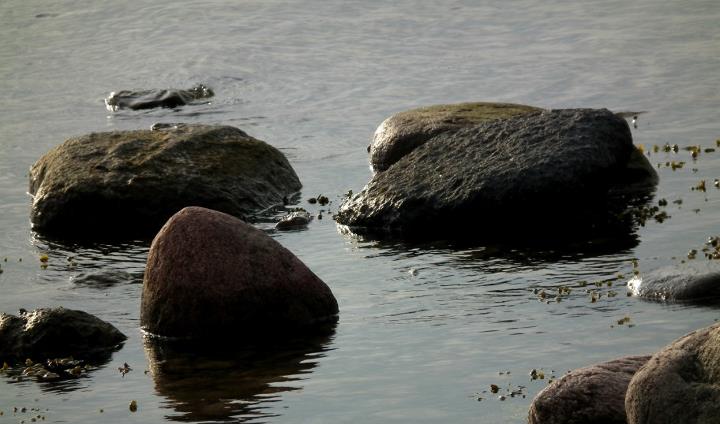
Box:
104 84 214 111
369 102 541 172
0 307 126 362
627 264 720 303
529 355 650 424
626 323 720 424
141 206 339 340
29 124 301 239
337 108 657 240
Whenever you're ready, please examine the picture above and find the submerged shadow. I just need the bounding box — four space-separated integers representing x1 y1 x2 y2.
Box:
144 329 335 423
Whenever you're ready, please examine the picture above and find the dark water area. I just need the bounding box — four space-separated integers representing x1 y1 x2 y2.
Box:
1 0 720 422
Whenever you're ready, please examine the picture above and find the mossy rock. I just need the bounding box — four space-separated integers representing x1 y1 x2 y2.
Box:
29 124 301 239
370 102 542 171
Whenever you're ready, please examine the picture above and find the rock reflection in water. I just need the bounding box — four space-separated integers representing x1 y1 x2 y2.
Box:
144 332 335 423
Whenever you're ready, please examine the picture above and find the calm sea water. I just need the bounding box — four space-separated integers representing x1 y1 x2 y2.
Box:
1 0 720 422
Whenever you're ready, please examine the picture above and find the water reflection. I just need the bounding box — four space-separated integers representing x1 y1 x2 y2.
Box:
144 332 335 423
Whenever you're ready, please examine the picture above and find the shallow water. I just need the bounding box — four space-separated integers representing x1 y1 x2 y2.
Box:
1 0 720 422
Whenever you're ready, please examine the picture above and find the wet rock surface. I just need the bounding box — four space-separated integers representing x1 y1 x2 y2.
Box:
528 355 650 424
0 307 126 362
275 210 312 230
141 206 339 340
627 265 720 303
104 84 214 111
29 124 301 239
625 323 720 424
338 108 657 240
369 102 541 172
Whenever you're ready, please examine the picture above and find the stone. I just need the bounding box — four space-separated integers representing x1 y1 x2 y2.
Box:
29 124 301 239
626 323 720 424
528 355 650 424
369 102 541 172
275 210 312 230
141 206 339 340
0 307 126 362
627 264 720 303
104 84 214 111
338 108 657 240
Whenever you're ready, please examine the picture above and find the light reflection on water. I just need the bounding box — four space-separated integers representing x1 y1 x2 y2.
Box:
0 0 719 422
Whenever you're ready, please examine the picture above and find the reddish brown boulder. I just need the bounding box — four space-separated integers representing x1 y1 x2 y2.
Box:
528 355 651 424
141 207 338 339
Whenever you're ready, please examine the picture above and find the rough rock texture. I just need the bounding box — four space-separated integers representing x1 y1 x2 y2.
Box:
627 264 720 303
338 108 657 239
626 323 720 424
0 307 126 361
528 355 650 424
30 124 301 239
369 102 541 172
141 206 339 339
105 84 214 111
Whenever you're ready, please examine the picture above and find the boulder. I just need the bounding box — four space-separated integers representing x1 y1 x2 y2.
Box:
337 108 657 240
528 355 650 424
626 323 720 424
104 84 214 111
141 206 339 339
370 102 541 172
29 124 301 239
627 264 720 303
0 307 126 362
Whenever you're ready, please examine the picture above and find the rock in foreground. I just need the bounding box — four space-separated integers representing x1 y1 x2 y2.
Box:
627 264 720 303
105 84 214 111
30 124 301 239
369 102 541 172
141 207 338 340
338 108 657 240
0 307 126 362
626 323 720 424
529 355 650 424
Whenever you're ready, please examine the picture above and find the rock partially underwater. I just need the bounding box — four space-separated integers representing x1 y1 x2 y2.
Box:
625 323 720 424
29 124 301 239
528 355 650 424
627 264 720 303
105 84 214 111
141 207 339 340
0 307 126 362
338 106 657 241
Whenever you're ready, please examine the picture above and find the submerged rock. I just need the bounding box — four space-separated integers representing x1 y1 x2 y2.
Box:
0 307 126 362
105 84 214 111
369 102 541 172
275 210 312 231
627 264 720 303
29 124 301 239
529 355 650 424
626 323 720 424
141 207 339 340
338 108 657 240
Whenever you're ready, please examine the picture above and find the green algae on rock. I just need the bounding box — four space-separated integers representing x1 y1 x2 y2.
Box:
369 102 542 172
29 124 301 240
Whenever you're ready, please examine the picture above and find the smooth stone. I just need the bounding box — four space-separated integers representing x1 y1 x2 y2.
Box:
627 263 720 303
626 323 720 424
104 84 214 111
141 207 339 340
369 102 541 172
529 355 650 424
275 210 312 230
0 307 126 362
29 124 301 239
337 108 657 239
